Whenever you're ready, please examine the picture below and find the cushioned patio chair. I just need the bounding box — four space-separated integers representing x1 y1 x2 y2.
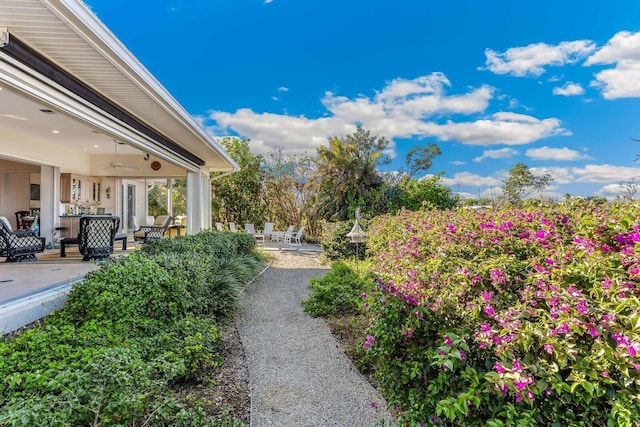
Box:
0 216 45 262
76 215 121 261
215 222 224 232
229 222 237 233
133 215 172 243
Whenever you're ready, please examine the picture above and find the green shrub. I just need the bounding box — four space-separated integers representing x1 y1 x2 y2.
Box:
0 231 262 426
320 220 369 261
302 262 369 317
361 201 640 425
60 253 190 335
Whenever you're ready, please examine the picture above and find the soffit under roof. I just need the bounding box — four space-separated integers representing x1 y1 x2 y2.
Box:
0 0 236 172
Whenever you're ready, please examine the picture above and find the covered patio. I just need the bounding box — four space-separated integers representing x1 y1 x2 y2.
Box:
0 0 238 333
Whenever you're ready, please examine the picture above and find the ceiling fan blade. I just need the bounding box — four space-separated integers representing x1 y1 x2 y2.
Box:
102 141 139 171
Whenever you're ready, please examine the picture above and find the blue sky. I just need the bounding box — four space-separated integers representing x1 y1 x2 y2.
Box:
87 0 640 200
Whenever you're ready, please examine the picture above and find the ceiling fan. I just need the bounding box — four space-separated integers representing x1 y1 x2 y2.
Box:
103 141 138 172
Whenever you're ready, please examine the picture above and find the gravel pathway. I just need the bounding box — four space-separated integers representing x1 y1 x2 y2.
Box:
236 250 394 427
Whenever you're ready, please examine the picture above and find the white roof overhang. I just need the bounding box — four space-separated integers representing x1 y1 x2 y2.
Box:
0 0 238 173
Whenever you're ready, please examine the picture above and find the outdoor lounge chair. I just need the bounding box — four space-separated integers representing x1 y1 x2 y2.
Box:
263 222 274 240
133 215 172 243
286 226 305 246
272 225 294 242
0 216 45 262
245 223 265 243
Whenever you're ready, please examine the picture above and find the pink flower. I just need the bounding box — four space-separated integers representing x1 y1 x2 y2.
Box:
363 335 375 350
481 291 493 302
494 362 506 373
544 343 554 355
514 379 528 391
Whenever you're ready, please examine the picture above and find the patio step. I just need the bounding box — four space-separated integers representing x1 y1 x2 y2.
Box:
0 278 81 335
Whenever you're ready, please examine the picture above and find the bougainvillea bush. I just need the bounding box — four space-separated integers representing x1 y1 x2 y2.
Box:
363 200 640 426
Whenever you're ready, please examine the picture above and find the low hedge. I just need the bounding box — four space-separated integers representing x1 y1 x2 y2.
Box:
0 232 261 426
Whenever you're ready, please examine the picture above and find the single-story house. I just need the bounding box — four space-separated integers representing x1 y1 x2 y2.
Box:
0 0 238 246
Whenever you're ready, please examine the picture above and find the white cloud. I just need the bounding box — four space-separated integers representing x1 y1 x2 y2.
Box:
210 108 358 156
525 146 590 161
321 73 494 125
483 40 596 77
595 183 627 197
589 64 640 99
209 72 569 157
438 171 503 188
424 113 569 146
571 164 639 183
585 31 640 99
552 82 585 96
277 86 289 92
585 31 640 64
450 160 467 165
271 96 279 101
264 0 273 3
473 148 519 162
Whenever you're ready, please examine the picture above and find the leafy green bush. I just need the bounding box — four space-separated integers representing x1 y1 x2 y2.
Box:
0 231 262 426
362 201 640 425
302 262 369 317
320 220 369 261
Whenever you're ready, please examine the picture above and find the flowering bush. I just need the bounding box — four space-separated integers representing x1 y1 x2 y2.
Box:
363 200 640 426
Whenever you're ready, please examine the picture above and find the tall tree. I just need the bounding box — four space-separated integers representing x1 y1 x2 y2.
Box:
210 137 268 225
263 146 315 230
405 143 441 179
500 162 552 206
307 127 389 221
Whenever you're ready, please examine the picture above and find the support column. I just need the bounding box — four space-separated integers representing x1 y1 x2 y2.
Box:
40 165 57 246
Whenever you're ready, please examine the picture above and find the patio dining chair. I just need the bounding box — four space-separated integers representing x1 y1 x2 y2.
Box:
0 216 45 262
229 222 237 233
14 210 31 230
215 222 224 231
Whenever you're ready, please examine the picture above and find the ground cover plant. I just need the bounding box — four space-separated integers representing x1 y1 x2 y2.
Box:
0 231 261 426
360 200 640 426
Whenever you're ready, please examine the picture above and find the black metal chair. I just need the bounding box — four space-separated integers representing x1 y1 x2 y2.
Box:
60 215 120 261
0 216 45 262
133 215 172 243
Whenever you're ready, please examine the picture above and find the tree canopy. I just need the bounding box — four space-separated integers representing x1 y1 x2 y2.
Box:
500 162 552 206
